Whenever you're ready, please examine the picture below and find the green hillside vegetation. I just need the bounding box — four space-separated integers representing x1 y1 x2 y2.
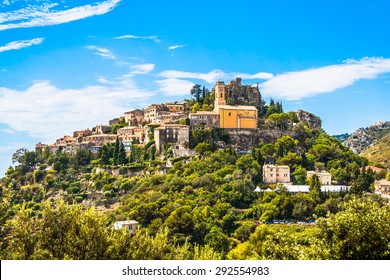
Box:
361 132 390 169
2 121 388 259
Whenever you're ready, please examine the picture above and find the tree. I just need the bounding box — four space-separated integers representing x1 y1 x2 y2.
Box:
386 172 390 181
190 84 202 103
194 142 212 156
204 226 230 254
351 167 375 194
117 143 127 165
113 137 120 165
100 144 111 166
315 198 390 259
74 148 91 167
309 174 321 202
292 166 307 185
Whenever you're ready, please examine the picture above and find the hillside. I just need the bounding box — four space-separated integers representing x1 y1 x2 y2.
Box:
1 86 388 260
342 121 390 154
332 133 350 143
361 132 390 169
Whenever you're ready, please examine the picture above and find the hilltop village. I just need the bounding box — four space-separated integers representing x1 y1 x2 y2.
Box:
36 78 264 157
35 78 327 185
3 79 390 261
36 78 319 160
32 77 390 201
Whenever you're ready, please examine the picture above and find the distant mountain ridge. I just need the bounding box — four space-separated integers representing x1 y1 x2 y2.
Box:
342 121 390 154
338 121 390 168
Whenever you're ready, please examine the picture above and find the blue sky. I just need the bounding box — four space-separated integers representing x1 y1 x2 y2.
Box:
0 0 389 176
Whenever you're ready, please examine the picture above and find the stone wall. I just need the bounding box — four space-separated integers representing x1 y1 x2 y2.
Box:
221 129 298 151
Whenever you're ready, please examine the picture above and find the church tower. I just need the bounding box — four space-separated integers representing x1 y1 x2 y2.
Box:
214 81 226 112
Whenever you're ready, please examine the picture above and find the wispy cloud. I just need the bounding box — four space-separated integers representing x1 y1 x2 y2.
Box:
114 34 161 43
130 64 155 74
0 142 31 154
260 57 390 100
85 46 116 60
0 76 155 142
0 38 44 53
157 78 195 96
0 0 121 31
168 44 185 50
1 128 14 134
159 69 273 83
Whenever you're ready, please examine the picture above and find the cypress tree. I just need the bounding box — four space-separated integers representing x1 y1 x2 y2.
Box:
117 142 127 165
113 137 120 165
100 144 110 166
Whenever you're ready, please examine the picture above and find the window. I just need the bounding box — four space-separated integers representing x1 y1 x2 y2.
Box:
283 174 288 177
220 93 223 98
228 112 231 116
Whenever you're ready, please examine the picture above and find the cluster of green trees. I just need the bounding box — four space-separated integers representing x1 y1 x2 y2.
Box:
190 84 213 112
1 192 388 259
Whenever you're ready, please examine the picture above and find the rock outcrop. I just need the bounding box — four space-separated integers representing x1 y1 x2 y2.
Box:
296 110 322 130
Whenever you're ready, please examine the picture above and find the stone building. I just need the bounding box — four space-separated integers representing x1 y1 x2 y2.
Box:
189 111 220 128
374 179 390 201
94 124 111 134
189 80 258 129
263 164 291 184
73 129 92 138
124 109 144 127
214 81 258 129
166 101 186 113
154 124 190 156
307 171 332 185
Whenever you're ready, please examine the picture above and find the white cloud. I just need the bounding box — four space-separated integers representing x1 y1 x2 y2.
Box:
0 38 44 52
260 57 390 100
130 64 155 74
159 69 273 83
0 0 121 31
114 34 161 43
0 77 155 142
156 78 195 96
85 46 116 60
168 44 185 50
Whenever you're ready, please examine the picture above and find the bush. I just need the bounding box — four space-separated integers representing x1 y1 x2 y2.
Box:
119 166 128 175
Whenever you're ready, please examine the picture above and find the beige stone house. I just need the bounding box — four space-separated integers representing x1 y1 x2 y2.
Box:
307 171 332 185
374 179 390 201
154 124 190 156
263 164 291 184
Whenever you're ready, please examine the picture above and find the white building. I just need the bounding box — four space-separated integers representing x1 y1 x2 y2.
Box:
114 220 139 233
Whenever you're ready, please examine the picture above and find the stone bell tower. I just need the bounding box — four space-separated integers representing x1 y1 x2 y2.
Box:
214 81 226 112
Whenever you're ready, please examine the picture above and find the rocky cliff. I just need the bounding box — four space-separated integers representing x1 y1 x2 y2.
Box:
296 110 322 130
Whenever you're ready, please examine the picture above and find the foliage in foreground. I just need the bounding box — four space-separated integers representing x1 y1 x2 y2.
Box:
0 197 389 260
